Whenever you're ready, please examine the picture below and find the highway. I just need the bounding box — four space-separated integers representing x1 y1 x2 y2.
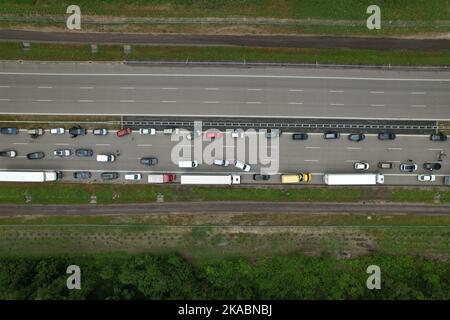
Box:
0 128 448 185
1 61 450 120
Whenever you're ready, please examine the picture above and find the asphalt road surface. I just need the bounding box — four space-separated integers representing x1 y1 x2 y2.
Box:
1 30 450 51
0 202 449 215
0 128 448 185
1 61 449 121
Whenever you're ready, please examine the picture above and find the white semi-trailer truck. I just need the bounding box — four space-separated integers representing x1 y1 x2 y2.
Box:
323 173 384 185
180 175 241 185
0 171 61 182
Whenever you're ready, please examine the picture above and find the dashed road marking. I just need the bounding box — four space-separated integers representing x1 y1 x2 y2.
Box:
288 102 303 105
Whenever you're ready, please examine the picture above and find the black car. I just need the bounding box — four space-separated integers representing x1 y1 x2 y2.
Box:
423 162 442 171
378 132 396 140
253 174 271 181
348 133 365 142
73 171 92 180
430 133 448 142
69 126 87 137
140 157 158 166
75 149 94 157
292 133 308 140
0 150 16 158
324 131 340 139
101 172 119 180
0 127 18 135
27 152 45 160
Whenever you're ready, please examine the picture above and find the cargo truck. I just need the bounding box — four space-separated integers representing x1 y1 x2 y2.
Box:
0 171 61 182
148 174 176 184
180 175 240 185
323 173 384 185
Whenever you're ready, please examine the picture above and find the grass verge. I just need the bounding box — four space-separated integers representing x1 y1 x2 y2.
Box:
1 42 450 66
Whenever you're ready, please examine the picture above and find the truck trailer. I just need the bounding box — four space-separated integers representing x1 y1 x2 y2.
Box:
0 171 61 182
180 175 241 185
323 173 384 185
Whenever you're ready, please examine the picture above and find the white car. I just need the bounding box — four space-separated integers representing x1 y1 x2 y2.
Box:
231 129 244 138
53 149 71 157
354 162 369 171
50 128 65 135
96 154 115 163
234 160 251 172
213 159 229 166
125 173 142 181
186 130 202 140
417 175 435 182
139 128 156 135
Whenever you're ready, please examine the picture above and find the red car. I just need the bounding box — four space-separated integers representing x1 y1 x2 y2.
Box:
116 127 132 137
206 132 223 139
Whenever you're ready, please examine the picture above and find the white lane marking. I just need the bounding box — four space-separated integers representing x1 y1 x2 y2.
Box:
119 87 135 90
347 147 361 150
411 105 427 108
13 142 27 145
305 146 320 149
120 100 135 103
4 72 449 82
55 143 69 146
137 144 152 147
95 143 110 146
329 90 344 93
36 99 53 102
247 88 262 91
289 89 304 92
370 91 384 94
411 92 426 94
428 148 443 151
204 88 219 90
370 104 385 107
0 86 11 88
387 147 402 150
330 103 345 106
345 160 358 162
246 101 261 104
38 86 52 89
161 100 177 103
203 101 220 104
162 87 178 90
304 159 319 162
79 86 93 89
288 102 303 105
0 99 10 101
78 100 93 102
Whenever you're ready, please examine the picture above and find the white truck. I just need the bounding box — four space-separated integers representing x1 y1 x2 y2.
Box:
0 171 61 182
323 173 384 185
180 175 241 185
148 174 176 184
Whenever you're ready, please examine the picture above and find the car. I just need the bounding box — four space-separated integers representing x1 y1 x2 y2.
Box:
179 160 199 168
378 132 396 140
430 133 448 142
231 129 244 138
213 159 229 166
117 127 132 137
324 131 340 139
69 126 87 137
186 130 202 140
101 172 119 180
28 128 44 138
140 157 158 166
75 149 94 157
265 129 280 139
292 133 308 140
73 171 92 180
417 175 436 182
97 154 115 163
400 163 418 172
348 133 365 142
93 128 108 136
50 128 65 135
234 160 251 172
139 128 156 135
253 174 271 181
125 173 142 181
0 127 18 135
378 162 394 169
206 132 223 139
27 152 45 160
423 162 442 171
354 162 369 170
0 150 16 158
53 149 71 157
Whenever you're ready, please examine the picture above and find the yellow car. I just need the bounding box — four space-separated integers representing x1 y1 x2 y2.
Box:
281 173 312 184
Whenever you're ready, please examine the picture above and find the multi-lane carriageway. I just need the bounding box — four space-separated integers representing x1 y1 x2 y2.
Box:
0 128 449 186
